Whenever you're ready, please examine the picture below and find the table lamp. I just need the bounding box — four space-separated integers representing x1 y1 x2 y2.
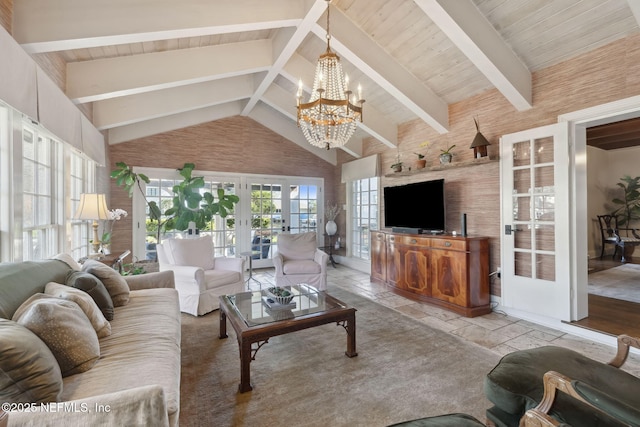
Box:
74 193 110 257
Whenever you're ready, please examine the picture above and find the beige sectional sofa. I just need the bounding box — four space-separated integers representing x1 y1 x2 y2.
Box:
0 257 181 427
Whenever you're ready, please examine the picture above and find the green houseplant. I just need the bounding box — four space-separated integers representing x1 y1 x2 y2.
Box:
111 162 240 247
611 175 640 227
439 143 456 164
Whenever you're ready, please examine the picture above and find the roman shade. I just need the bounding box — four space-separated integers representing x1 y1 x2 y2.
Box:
0 26 105 165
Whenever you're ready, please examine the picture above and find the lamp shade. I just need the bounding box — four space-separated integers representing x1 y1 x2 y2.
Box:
74 193 109 220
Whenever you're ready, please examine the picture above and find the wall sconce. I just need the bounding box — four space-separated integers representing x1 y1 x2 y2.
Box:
74 193 109 257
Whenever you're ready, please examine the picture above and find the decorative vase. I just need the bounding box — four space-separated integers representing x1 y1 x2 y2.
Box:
439 153 452 164
101 243 111 255
325 220 337 236
414 159 427 170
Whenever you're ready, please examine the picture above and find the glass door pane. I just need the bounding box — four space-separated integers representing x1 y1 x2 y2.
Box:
511 137 556 281
289 184 318 234
250 182 283 262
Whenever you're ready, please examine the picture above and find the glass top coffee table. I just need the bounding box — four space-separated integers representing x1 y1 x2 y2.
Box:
219 284 357 393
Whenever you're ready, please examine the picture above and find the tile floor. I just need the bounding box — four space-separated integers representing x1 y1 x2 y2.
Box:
247 265 640 376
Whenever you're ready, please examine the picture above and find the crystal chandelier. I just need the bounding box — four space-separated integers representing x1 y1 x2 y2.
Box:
296 0 364 150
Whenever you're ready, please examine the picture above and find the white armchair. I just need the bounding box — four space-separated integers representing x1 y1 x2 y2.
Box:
273 232 328 290
157 237 245 316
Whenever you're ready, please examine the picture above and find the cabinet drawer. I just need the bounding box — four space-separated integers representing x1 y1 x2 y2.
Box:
430 238 467 251
388 234 431 247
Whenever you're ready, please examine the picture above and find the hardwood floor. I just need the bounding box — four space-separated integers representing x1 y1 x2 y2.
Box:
571 294 640 337
571 256 640 337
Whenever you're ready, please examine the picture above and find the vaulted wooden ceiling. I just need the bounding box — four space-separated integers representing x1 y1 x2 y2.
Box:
10 0 640 163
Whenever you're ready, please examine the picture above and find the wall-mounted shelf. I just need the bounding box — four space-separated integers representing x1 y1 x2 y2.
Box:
385 156 498 177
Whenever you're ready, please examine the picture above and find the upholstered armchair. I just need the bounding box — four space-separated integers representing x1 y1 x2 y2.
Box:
273 232 328 290
157 237 244 316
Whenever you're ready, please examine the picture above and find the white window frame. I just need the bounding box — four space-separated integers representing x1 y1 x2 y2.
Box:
349 176 379 261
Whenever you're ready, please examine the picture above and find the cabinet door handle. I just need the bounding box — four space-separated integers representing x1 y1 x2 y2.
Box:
410 239 417 244
444 241 452 247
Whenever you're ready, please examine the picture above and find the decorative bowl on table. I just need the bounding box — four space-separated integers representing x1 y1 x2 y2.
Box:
266 286 294 305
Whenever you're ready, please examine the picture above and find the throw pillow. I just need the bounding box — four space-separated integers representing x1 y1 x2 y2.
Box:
51 253 82 271
168 236 214 270
0 318 63 403
82 260 130 307
44 282 112 338
278 232 317 260
65 271 114 321
12 294 100 377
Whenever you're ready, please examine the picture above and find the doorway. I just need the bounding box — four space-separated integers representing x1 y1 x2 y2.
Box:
560 95 640 337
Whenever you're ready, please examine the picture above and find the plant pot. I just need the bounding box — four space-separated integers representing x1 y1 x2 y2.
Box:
439 153 452 164
414 159 427 170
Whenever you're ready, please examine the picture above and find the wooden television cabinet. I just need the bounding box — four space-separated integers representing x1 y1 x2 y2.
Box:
370 230 491 317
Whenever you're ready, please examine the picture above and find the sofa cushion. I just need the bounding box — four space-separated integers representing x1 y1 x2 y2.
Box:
82 260 130 306
52 253 82 271
66 271 115 321
202 269 242 289
277 232 316 260
166 237 214 270
13 294 100 377
484 346 640 425
283 259 322 275
0 318 63 403
388 413 485 426
0 259 71 319
45 282 111 338
60 288 181 423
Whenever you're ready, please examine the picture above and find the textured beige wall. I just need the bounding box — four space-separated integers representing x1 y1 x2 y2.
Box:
107 116 338 254
356 34 640 296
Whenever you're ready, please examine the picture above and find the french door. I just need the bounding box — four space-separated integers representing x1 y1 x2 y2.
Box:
500 123 572 321
248 178 321 268
132 168 323 268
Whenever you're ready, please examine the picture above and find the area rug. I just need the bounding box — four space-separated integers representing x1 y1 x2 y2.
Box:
588 264 640 304
179 286 500 427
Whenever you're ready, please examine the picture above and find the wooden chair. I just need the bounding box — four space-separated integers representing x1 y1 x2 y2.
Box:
597 214 640 262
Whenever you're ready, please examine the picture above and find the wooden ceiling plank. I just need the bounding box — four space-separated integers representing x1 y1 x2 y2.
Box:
67 39 273 103
241 0 326 116
14 0 305 53
628 0 640 26
414 0 532 111
93 75 255 129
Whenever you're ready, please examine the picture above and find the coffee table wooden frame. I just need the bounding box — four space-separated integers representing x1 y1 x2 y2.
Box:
219 290 357 393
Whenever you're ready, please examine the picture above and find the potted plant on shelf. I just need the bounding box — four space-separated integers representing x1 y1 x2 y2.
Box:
439 143 456 164
390 151 403 173
414 141 431 170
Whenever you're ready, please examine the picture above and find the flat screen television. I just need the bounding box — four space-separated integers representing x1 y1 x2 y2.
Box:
383 179 445 232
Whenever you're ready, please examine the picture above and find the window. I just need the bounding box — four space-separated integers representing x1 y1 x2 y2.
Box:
22 126 62 260
0 102 97 262
142 174 238 259
350 177 378 260
69 151 96 261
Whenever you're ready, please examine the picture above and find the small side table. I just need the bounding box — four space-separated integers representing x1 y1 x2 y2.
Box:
240 251 262 289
